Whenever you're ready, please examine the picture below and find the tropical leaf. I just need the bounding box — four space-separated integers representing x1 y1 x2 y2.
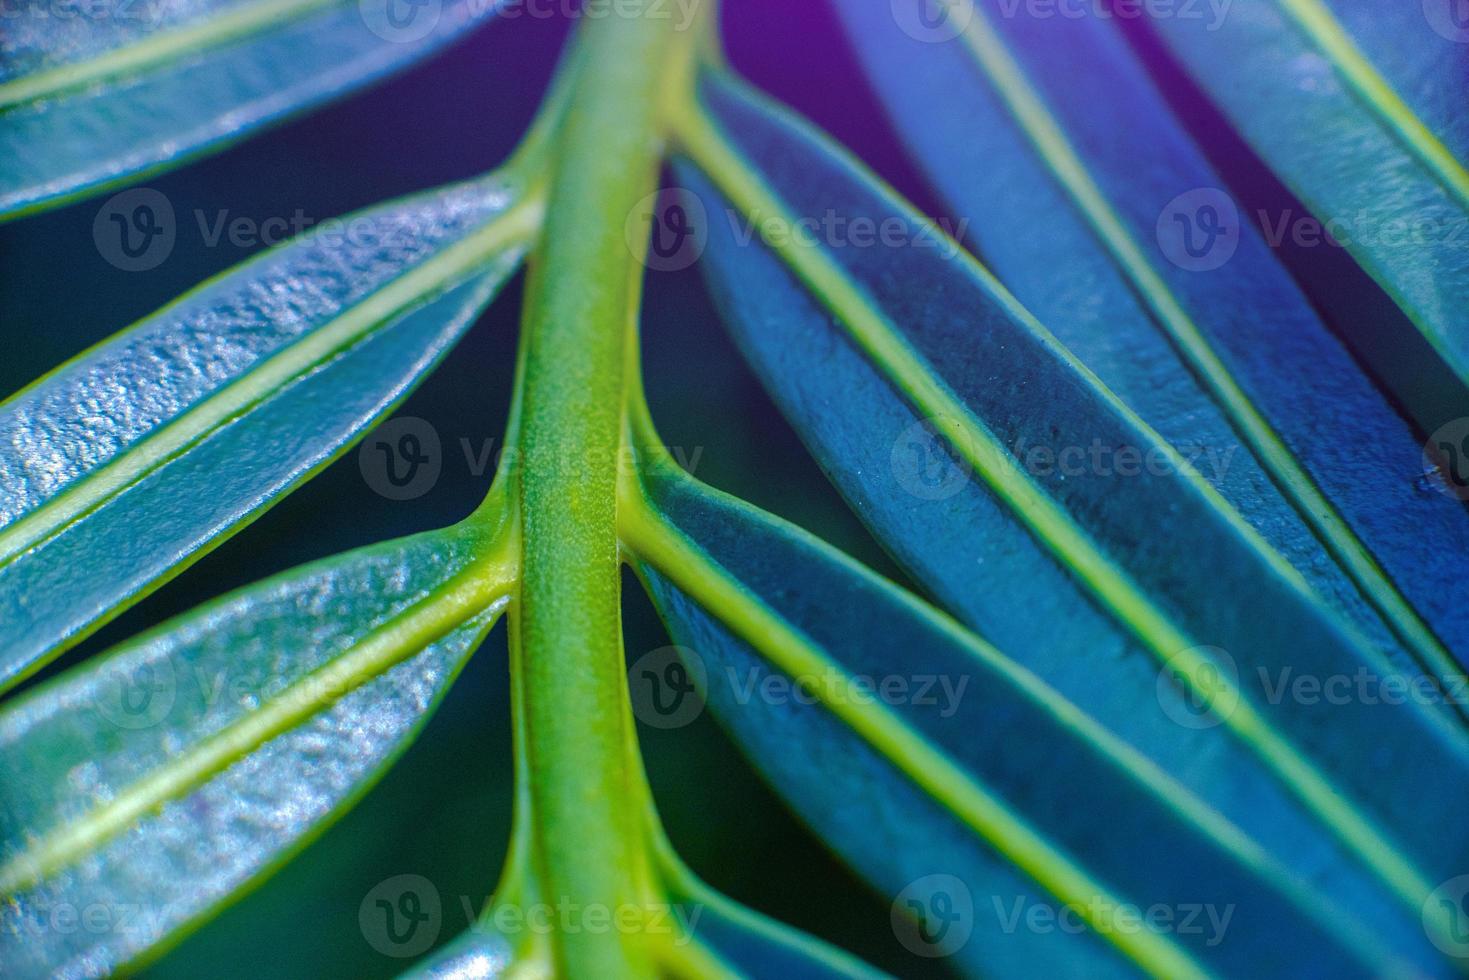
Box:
831 0 1469 687
5 5 1462 977
647 835 886 980
0 0 502 218
0 169 539 692
397 926 521 979
0 514 514 977
667 67 1469 944
1138 0 1469 385
621 447 1439 977
399 847 884 980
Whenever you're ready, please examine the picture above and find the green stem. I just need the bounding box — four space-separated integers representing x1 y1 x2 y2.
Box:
510 6 698 977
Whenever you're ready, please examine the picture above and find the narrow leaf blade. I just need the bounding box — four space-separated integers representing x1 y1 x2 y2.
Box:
627 462 1437 976
0 519 509 977
1143 0 1469 384
0 0 501 218
0 171 535 690
833 0 1469 681
674 70 1469 935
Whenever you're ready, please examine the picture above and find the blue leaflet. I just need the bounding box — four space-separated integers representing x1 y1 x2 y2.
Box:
0 0 501 217
675 69 1469 955
635 464 1436 976
0 174 529 688
831 0 1469 679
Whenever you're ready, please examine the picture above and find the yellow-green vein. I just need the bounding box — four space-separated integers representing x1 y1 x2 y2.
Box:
943 1 1467 705
0 0 346 110
0 189 543 575
0 538 515 896
1276 0 1469 213
670 96 1451 937
618 492 1213 980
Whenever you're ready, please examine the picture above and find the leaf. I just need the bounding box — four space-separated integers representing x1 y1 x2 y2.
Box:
622 456 1442 977
398 926 522 979
0 170 538 692
398 885 881 980
668 69 1469 942
0 515 513 978
1312 0 1469 166
648 837 887 980
1138 0 1469 385
0 0 502 218
830 0 1469 688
